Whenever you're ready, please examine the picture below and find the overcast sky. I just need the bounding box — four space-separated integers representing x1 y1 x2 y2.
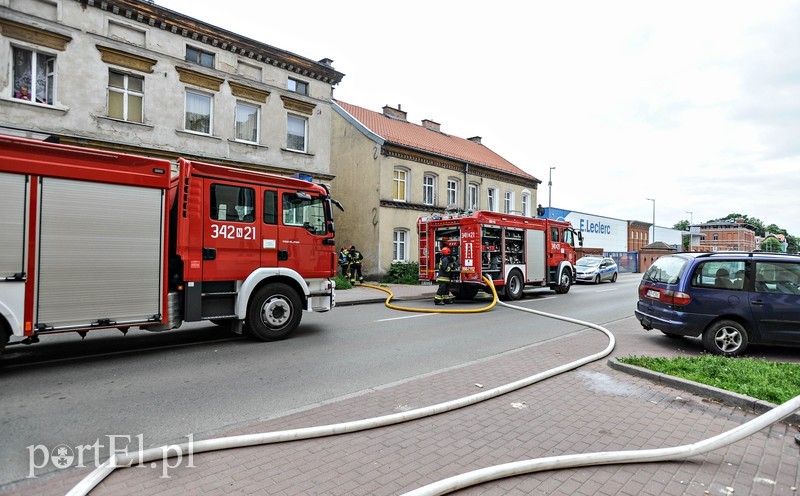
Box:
158 0 799 236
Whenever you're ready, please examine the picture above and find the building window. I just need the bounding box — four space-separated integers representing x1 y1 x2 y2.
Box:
423 174 436 205
393 168 408 202
107 70 143 123
287 114 307 152
487 188 498 212
235 102 259 143
184 90 212 134
288 77 308 96
186 45 214 68
446 179 459 206
393 229 409 262
504 191 515 213
713 233 719 241
12 46 55 105
468 183 479 210
521 191 531 216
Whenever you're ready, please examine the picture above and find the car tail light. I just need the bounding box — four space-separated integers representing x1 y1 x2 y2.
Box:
639 286 691 306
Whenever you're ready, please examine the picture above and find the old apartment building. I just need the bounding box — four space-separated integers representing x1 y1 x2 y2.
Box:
0 0 344 179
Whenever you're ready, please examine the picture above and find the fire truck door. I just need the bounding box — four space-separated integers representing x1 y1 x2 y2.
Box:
278 190 332 278
260 188 279 268
203 181 260 281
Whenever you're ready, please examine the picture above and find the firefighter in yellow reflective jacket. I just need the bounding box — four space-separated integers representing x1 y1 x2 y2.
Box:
434 246 458 305
348 245 364 284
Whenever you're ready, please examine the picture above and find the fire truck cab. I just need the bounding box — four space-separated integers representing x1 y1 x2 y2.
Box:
418 210 581 300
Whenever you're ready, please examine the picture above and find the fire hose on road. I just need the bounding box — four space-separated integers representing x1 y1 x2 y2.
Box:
67 279 800 496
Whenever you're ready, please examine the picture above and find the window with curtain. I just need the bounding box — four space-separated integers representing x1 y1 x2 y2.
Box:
287 115 307 151
393 168 408 202
12 46 55 105
521 192 531 216
107 70 143 123
487 188 498 212
504 191 514 213
447 179 458 206
185 90 212 134
423 174 436 205
393 229 409 261
235 102 259 143
468 183 479 210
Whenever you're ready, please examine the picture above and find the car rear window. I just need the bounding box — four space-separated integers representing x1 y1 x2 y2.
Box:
643 256 687 284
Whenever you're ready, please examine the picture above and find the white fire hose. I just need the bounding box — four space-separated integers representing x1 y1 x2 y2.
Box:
66 296 800 496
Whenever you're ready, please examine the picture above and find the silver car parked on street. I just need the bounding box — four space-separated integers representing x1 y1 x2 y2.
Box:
575 256 618 284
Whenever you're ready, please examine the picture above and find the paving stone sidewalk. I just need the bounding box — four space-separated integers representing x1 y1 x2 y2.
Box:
8 289 800 496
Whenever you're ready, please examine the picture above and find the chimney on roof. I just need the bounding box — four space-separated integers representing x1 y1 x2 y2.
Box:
422 119 440 132
382 104 407 121
467 136 482 144
318 58 334 67
735 218 745 224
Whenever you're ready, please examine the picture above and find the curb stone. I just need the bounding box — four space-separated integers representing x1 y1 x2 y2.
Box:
608 358 800 425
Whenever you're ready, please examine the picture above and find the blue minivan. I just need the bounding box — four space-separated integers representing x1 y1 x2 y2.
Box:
635 252 800 356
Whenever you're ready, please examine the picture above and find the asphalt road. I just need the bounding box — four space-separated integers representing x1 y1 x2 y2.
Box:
0 274 640 489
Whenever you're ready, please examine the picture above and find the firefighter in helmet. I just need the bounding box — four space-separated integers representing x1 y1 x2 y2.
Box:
434 246 458 305
338 246 349 277
348 245 364 284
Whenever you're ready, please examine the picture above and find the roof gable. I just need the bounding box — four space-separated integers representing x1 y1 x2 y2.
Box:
334 100 539 182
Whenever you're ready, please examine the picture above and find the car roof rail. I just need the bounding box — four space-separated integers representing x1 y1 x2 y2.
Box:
694 251 794 259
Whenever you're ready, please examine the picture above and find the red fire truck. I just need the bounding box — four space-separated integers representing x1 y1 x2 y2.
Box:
418 210 582 300
0 136 342 352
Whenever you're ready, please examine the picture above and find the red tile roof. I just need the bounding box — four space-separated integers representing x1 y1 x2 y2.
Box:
334 100 539 183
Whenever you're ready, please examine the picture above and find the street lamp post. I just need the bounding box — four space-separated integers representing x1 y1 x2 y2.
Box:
685 211 693 226
548 167 556 218
646 198 655 242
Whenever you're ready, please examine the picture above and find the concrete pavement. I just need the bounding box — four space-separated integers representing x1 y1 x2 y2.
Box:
8 282 800 495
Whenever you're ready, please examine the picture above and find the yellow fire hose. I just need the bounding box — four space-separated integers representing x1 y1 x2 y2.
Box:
359 276 498 314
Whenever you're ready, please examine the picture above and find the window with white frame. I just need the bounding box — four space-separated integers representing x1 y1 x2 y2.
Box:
487 187 498 212
235 102 259 143
288 77 308 96
446 178 459 206
423 174 437 205
521 191 531 217
107 70 143 123
393 168 408 202
286 114 307 152
468 183 479 210
12 46 55 105
184 90 212 134
393 229 409 262
504 190 515 213
186 45 215 68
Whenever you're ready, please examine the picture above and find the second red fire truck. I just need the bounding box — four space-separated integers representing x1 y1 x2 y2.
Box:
418 210 582 300
0 135 342 352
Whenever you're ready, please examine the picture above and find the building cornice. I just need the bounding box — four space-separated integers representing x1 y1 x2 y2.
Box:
280 95 316 115
96 44 157 72
175 66 225 91
0 18 71 50
79 0 344 85
382 145 539 189
229 81 270 103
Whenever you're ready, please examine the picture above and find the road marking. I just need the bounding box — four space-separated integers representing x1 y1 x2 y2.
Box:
597 288 618 293
376 313 438 322
516 296 556 303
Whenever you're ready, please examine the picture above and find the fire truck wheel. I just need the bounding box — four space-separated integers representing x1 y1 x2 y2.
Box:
504 270 524 301
246 283 302 341
0 318 9 354
554 268 572 294
452 286 479 300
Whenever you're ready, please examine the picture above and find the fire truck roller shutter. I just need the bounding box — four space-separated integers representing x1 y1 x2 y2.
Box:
36 178 164 329
0 172 26 338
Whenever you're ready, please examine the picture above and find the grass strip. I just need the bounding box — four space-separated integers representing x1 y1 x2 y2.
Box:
618 355 800 405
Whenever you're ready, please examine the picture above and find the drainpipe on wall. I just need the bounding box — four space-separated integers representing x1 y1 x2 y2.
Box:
464 163 469 212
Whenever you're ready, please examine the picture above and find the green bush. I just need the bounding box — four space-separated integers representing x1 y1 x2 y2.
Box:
333 275 352 290
381 261 420 285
